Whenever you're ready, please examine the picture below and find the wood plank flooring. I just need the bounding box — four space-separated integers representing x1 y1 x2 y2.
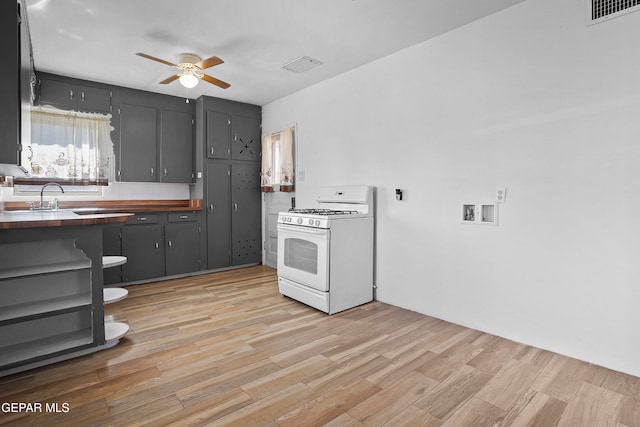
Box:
1 265 639 426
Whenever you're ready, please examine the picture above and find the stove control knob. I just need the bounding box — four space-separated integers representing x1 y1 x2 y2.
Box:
308 219 313 225
297 218 303 224
315 220 321 226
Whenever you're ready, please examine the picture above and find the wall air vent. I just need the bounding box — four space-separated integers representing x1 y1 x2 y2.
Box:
587 0 640 25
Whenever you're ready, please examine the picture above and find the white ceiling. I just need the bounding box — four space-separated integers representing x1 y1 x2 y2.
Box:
25 0 524 106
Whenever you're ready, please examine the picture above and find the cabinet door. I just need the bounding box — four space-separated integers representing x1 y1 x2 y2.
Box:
119 104 157 182
231 163 262 265
165 222 200 275
206 162 231 269
206 111 230 159
121 224 164 282
39 79 110 113
76 85 110 113
160 110 193 183
231 115 261 161
38 79 76 109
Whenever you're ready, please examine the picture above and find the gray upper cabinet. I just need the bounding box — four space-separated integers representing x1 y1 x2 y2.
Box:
206 112 261 161
231 115 261 161
206 111 230 159
160 110 194 183
118 103 194 183
119 104 157 182
38 77 111 114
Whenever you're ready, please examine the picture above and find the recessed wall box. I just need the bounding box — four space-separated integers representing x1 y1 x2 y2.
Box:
462 203 477 223
480 203 498 226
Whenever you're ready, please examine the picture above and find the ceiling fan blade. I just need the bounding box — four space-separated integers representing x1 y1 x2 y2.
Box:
159 74 180 84
194 55 224 70
136 52 177 67
201 73 230 89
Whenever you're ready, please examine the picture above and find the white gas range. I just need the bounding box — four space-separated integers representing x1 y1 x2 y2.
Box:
277 185 374 314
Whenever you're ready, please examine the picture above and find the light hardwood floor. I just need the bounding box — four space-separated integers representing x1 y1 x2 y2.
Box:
1 265 639 426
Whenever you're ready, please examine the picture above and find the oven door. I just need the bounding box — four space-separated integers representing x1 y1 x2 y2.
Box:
277 223 330 292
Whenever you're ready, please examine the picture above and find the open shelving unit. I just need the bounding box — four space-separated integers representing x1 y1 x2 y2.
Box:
102 255 129 345
0 240 94 370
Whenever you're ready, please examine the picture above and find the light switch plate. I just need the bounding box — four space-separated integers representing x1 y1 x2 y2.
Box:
495 187 506 203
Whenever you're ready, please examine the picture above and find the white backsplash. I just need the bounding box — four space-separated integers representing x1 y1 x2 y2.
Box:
0 181 191 202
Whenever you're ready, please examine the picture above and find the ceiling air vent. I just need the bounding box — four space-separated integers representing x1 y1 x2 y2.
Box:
281 56 323 73
587 0 640 25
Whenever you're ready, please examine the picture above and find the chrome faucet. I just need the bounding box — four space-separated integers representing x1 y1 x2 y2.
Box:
37 182 65 210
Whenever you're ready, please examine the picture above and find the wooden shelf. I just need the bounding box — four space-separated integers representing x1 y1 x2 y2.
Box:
0 294 91 325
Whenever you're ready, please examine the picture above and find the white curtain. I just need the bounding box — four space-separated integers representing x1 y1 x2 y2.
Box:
26 107 115 181
261 126 295 192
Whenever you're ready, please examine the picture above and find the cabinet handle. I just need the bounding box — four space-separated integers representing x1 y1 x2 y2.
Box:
164 168 167 177
180 215 188 219
234 203 238 212
168 240 172 247
81 91 85 102
69 89 74 100
210 147 214 155
209 204 214 211
155 242 159 250
137 217 147 221
150 167 154 176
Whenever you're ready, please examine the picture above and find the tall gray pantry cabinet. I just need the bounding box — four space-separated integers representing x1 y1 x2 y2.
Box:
199 97 262 270
0 0 32 165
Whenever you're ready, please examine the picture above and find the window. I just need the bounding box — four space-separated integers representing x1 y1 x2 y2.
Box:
22 107 115 183
261 126 295 192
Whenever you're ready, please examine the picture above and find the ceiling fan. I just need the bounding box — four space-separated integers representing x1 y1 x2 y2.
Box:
136 52 230 89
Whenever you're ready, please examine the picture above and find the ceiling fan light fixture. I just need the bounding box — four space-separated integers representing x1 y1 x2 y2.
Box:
179 73 199 88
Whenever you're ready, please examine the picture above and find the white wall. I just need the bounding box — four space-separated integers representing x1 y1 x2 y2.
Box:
262 0 640 377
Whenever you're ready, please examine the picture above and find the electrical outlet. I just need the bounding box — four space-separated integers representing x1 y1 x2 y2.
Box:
496 187 506 203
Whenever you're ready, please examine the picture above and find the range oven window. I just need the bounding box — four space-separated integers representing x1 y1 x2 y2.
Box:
284 238 318 274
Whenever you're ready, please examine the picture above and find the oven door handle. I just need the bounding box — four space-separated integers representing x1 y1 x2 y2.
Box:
278 223 329 236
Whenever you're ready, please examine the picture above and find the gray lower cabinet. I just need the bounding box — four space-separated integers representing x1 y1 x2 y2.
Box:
165 215 201 275
121 217 164 282
105 212 202 283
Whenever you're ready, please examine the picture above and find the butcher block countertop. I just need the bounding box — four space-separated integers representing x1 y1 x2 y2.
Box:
0 199 202 229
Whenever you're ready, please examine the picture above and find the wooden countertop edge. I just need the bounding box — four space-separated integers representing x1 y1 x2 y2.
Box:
0 213 133 230
1 199 203 213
